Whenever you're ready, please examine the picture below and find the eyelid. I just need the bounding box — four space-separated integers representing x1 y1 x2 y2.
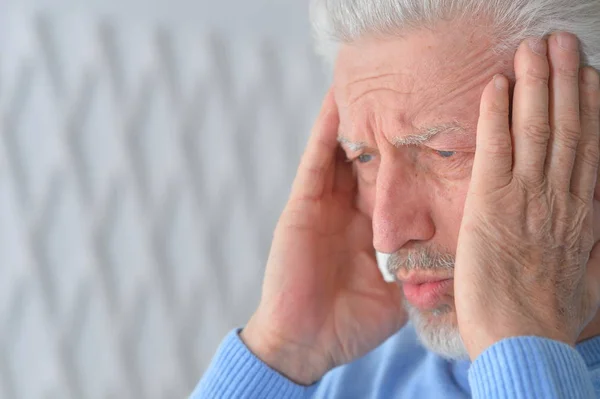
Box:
436 150 456 158
426 135 475 150
426 143 467 152
346 149 379 161
345 145 377 153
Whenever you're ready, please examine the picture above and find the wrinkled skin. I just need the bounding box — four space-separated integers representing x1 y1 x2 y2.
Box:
242 92 406 384
455 35 600 359
242 25 600 385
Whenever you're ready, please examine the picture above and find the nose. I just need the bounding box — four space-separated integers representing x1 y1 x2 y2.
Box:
372 158 435 253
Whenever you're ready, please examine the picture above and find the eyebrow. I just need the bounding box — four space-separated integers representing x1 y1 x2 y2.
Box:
337 136 367 152
338 122 467 150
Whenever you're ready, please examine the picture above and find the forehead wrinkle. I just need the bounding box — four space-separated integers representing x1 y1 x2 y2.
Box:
392 123 466 147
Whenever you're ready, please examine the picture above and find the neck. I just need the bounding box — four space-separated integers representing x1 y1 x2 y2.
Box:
578 309 600 343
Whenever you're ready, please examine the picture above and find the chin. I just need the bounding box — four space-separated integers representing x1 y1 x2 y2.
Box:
403 299 469 360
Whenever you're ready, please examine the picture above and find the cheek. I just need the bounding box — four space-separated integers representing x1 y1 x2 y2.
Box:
431 179 470 250
356 180 376 216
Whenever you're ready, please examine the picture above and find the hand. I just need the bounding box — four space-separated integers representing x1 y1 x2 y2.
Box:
455 33 600 360
241 91 406 384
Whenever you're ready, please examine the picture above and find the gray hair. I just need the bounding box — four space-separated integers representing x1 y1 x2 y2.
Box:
310 0 600 69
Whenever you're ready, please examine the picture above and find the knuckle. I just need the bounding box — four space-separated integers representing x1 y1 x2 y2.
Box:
557 64 580 80
525 65 550 84
485 134 512 155
559 104 580 118
554 126 581 150
304 165 326 181
522 122 550 144
514 173 545 191
486 99 509 116
580 101 600 120
581 85 600 118
581 67 600 90
578 143 599 168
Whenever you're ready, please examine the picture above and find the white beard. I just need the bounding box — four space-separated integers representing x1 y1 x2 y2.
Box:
404 299 469 360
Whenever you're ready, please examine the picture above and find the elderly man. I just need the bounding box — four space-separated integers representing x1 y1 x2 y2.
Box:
193 0 600 397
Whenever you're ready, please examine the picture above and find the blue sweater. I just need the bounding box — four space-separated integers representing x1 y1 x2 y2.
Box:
192 324 600 398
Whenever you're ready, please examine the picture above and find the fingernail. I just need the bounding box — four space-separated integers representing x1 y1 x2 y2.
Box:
494 74 507 90
528 38 547 55
557 32 579 51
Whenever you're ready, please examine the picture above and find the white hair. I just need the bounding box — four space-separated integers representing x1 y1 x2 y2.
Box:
310 0 600 69
406 301 469 360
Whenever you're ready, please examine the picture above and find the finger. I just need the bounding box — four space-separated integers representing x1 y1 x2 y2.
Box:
585 239 600 313
587 203 600 310
546 32 582 191
472 74 512 192
592 203 600 279
290 89 340 200
590 203 600 309
333 146 357 196
571 67 600 200
511 37 551 184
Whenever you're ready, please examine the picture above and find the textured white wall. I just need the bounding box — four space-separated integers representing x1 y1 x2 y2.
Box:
3 0 313 42
0 3 328 398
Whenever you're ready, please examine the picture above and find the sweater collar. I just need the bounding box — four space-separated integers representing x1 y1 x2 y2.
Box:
576 335 600 368
451 358 471 394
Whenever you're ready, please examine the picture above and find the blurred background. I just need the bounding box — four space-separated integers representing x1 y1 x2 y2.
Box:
0 0 328 397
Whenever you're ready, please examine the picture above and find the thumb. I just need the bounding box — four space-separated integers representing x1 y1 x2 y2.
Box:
290 89 339 200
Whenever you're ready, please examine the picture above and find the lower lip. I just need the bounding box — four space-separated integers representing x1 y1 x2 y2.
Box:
402 279 453 309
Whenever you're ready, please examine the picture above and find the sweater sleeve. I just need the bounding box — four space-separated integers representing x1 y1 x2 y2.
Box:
190 329 316 399
469 336 596 398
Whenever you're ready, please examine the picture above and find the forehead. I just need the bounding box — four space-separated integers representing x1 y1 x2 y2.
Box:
333 26 512 140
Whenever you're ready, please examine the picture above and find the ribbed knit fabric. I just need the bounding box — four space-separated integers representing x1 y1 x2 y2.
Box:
578 336 600 368
191 326 600 398
192 329 312 398
469 336 595 398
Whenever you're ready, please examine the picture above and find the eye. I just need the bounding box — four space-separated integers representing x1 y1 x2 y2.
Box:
357 154 374 164
436 150 456 158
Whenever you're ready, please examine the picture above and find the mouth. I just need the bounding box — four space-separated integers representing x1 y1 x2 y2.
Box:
398 273 454 310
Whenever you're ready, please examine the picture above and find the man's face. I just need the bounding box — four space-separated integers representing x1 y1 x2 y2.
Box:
334 27 513 358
